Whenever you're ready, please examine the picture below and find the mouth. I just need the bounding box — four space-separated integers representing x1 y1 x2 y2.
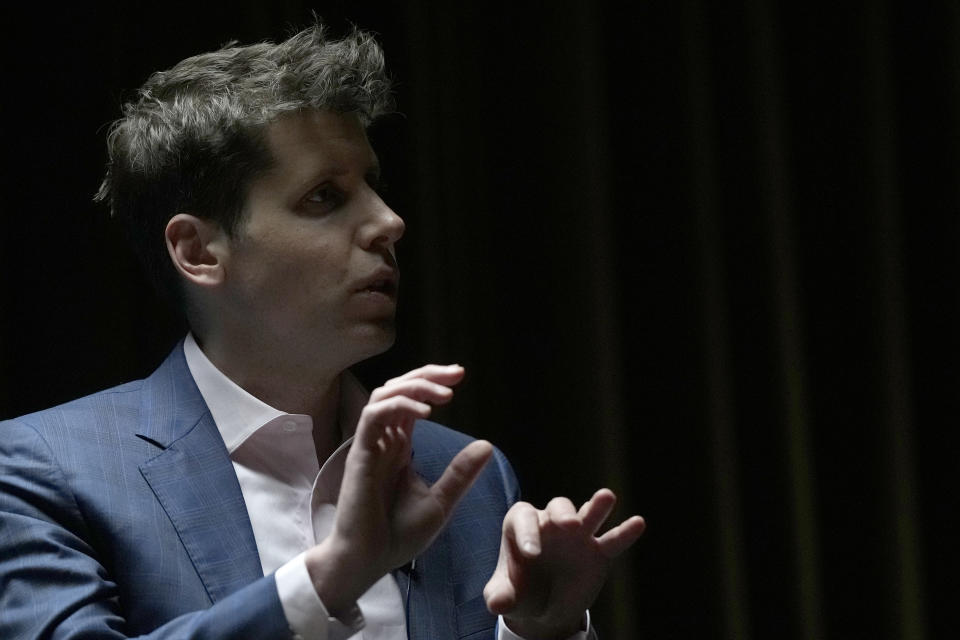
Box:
354 271 399 298
360 279 397 297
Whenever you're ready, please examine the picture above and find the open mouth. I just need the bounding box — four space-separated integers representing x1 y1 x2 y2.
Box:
360 279 397 296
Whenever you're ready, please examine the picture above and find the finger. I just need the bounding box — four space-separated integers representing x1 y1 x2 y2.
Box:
384 364 465 387
378 425 396 453
484 500 529 615
544 496 580 529
579 488 617 536
386 424 413 474
504 502 542 557
430 440 493 516
483 559 518 614
370 377 456 405
364 396 432 424
596 515 646 558
396 414 416 444
376 421 414 462
356 397 432 448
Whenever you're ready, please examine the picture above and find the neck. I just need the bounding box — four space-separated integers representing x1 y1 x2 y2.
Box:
197 332 347 462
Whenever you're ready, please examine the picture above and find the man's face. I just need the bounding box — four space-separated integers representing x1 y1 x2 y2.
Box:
218 110 404 371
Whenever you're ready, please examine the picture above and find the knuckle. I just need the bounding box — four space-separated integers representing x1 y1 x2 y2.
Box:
511 500 534 513
504 501 535 527
407 379 428 393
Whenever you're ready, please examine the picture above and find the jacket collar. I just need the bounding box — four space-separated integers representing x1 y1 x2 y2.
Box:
135 340 214 449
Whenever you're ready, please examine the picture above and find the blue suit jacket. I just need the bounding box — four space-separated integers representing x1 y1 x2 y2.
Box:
0 345 519 639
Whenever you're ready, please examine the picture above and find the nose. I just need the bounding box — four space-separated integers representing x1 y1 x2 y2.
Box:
360 191 405 251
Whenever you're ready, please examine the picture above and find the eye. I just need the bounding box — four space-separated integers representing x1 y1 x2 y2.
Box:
302 184 343 212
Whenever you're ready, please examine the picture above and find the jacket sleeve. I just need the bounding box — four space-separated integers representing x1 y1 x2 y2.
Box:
0 418 292 640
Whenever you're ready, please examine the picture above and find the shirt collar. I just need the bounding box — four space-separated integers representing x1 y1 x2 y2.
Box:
182 333 368 454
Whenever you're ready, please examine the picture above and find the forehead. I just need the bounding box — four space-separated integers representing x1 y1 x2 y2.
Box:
259 110 378 183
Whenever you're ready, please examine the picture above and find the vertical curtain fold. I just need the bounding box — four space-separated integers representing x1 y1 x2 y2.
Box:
682 2 751 638
745 1 823 637
863 5 926 639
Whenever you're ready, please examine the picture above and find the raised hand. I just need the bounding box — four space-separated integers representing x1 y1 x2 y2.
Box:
305 365 493 615
484 489 646 639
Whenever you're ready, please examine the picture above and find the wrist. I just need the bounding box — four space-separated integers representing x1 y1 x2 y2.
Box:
304 535 375 617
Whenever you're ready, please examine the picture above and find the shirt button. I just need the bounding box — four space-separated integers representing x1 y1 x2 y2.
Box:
283 420 297 432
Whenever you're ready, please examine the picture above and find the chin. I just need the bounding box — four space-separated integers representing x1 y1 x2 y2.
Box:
349 322 397 360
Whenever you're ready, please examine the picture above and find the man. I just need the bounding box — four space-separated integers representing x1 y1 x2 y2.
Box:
0 24 645 639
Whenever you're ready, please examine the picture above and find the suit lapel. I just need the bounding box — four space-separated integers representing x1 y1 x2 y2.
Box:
136 343 263 603
393 445 459 640
393 538 457 640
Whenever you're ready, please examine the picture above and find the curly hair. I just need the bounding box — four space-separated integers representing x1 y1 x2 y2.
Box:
95 23 394 302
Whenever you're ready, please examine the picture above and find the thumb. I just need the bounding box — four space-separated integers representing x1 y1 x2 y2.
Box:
430 440 493 517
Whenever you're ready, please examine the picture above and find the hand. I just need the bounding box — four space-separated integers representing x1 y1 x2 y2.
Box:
305 365 493 614
484 489 646 639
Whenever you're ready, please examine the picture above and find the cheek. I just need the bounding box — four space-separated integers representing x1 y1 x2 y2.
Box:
268 243 350 297
230 220 354 303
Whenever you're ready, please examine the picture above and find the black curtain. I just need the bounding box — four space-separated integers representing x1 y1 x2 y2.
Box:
2 2 957 638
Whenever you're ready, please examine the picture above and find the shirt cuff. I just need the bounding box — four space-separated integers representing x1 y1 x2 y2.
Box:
275 552 365 640
498 610 593 640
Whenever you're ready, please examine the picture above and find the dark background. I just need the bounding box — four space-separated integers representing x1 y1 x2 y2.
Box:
2 1 957 638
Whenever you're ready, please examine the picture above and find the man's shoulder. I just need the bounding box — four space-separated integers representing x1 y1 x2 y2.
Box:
0 382 153 466
410 419 503 468
0 380 159 502
411 419 519 500
411 418 476 450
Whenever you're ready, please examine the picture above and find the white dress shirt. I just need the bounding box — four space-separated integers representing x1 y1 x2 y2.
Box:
183 335 589 640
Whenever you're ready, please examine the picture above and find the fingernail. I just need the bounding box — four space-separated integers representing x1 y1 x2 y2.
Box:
522 541 539 555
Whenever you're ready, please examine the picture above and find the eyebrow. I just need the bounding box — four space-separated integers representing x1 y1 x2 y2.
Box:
309 154 380 180
279 157 379 190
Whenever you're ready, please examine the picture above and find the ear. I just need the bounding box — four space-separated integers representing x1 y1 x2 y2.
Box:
164 213 230 288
